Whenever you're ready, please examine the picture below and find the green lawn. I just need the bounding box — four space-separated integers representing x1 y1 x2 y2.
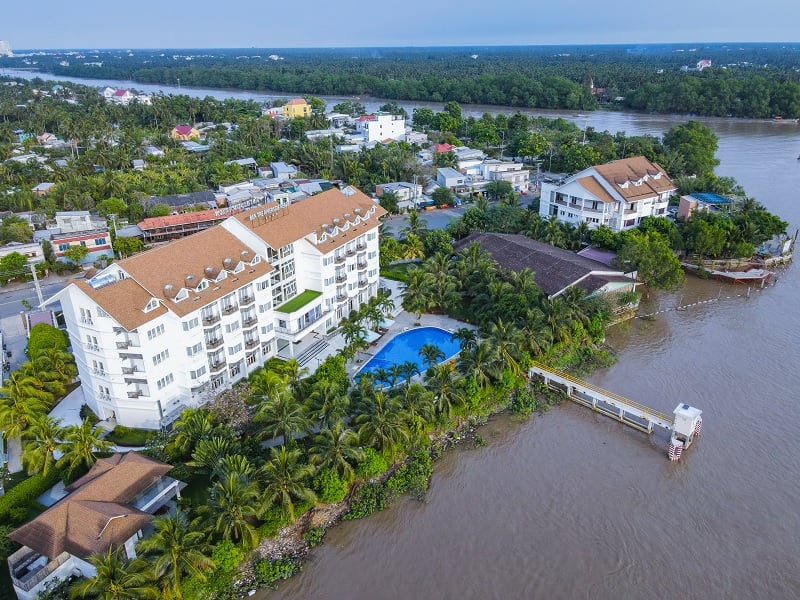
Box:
276 290 322 314
106 425 153 446
381 262 417 282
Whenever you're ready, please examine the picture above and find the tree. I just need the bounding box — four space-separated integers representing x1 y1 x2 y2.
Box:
202 472 261 550
254 388 312 445
57 418 113 477
166 409 213 460
356 390 409 454
260 445 316 522
113 236 144 258
0 371 53 439
70 549 159 600
22 414 64 476
617 230 685 291
423 229 453 258
431 186 455 207
309 421 365 482
62 244 89 264
419 343 445 371
0 252 27 284
663 120 720 177
137 511 215 600
484 180 515 203
425 362 466 420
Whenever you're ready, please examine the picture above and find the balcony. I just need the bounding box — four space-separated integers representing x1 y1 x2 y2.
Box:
97 392 111 402
337 293 348 303
92 368 107 377
115 341 130 350
239 295 255 307
245 338 259 350
346 248 356 257
85 343 100 352
209 360 227 373
242 315 257 327
9 548 72 594
358 280 368 289
127 391 143 399
121 366 139 375
206 337 223 349
356 242 367 251
357 261 367 270
335 273 347 283
222 304 238 315
334 254 345 264
80 317 94 326
203 314 220 326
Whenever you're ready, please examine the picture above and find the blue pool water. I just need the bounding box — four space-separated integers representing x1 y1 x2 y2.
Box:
358 327 461 383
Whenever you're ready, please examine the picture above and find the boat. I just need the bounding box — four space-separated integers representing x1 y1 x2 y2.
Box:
681 262 774 285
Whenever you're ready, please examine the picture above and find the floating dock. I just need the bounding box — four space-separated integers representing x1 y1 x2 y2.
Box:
528 362 702 461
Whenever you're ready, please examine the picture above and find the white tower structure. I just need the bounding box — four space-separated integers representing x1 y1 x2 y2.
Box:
0 41 13 57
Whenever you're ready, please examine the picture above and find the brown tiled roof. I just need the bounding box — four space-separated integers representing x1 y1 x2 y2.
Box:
593 156 675 202
453 232 621 298
577 176 616 204
138 208 238 230
9 453 173 560
74 226 273 327
234 187 387 253
286 98 308 106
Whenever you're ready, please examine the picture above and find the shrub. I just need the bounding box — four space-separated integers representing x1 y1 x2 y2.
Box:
105 425 152 446
303 526 325 548
253 557 299 587
313 468 347 504
386 451 432 500
0 470 62 525
79 403 100 424
345 481 388 520
510 385 539 417
27 323 68 359
356 448 388 480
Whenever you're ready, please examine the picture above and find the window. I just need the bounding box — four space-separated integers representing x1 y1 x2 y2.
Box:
152 349 169 365
367 232 377 241
80 241 87 247
261 342 272 356
96 307 109 318
261 323 274 334
190 366 207 379
258 302 272 313
58 243 69 251
277 320 287 329
146 324 165 340
225 321 240 334
182 317 199 331
144 298 159 313
324 276 334 286
186 343 203 356
94 237 106 245
256 280 269 291
156 374 174 390
368 251 377 259
228 343 243 355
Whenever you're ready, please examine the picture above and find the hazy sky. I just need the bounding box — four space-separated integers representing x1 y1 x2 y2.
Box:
4 0 799 49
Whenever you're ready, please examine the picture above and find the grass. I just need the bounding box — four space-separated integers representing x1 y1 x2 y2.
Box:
381 262 416 282
106 425 152 446
276 290 322 314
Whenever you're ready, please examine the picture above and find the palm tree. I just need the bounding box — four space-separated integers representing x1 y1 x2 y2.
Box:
0 371 53 439
22 415 64 476
374 289 396 320
402 210 428 238
309 421 365 482
400 383 436 443
166 409 213 459
425 362 466 420
70 548 159 600
57 418 113 478
308 380 350 428
202 472 261 550
484 318 524 376
419 343 446 371
249 369 289 404
356 390 409 454
187 436 236 474
450 327 478 353
254 388 313 445
260 445 316 522
137 511 215 600
400 361 420 387
402 268 432 317
211 453 256 481
33 348 77 385
458 341 499 389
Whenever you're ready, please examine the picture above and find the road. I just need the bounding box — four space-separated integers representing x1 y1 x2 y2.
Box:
0 280 67 320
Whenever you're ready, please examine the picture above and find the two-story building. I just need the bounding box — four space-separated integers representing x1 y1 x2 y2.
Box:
282 98 311 119
480 160 530 193
355 113 406 143
44 187 386 429
538 156 676 232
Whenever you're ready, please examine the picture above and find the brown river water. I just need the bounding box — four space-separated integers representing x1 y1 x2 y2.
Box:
7 71 796 600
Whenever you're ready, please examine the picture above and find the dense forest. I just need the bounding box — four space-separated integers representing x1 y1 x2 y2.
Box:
4 44 800 117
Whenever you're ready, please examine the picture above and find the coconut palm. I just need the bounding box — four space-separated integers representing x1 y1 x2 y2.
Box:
419 343 445 371
187 436 236 474
308 380 350 428
400 361 420 387
202 472 261 549
450 327 479 353
21 414 64 476
34 347 77 385
57 418 113 478
211 453 256 481
458 341 499 389
484 318 524 376
0 371 53 439
309 421 365 482
137 511 215 600
260 445 316 522
356 390 409 454
425 362 466 420
402 267 433 317
70 548 159 600
254 388 313 445
166 409 213 459
400 383 436 443
374 289 396 319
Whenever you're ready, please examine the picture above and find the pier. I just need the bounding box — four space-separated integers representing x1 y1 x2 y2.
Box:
528 362 702 460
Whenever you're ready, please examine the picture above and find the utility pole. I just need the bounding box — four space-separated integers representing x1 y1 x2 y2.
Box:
30 263 43 307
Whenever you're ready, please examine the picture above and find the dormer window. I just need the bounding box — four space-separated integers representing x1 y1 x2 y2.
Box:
234 262 245 274
652 172 662 180
251 255 261 265
619 181 629 189
633 178 643 186
144 298 160 312
175 289 189 301
197 280 209 291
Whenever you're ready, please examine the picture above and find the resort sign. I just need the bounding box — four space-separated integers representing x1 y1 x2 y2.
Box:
248 204 284 225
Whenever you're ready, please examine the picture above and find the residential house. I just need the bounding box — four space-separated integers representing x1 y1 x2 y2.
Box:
31 182 55 196
55 211 106 234
131 159 146 171
454 232 637 299
0 241 45 265
480 160 530 193
171 125 200 141
110 89 134 105
44 187 386 429
677 192 732 219
51 229 112 264
436 167 468 192
355 113 406 143
282 98 311 119
375 181 423 210
147 190 216 212
8 452 183 600
538 156 676 232
137 207 249 244
270 162 298 179
223 157 258 173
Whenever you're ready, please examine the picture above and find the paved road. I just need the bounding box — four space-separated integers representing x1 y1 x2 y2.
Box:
0 280 67 320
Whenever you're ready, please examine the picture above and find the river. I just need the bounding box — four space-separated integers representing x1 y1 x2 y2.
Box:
6 69 800 599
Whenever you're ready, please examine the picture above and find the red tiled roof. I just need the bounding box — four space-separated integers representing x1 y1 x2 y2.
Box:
286 98 307 106
113 89 128 96
357 115 376 122
137 207 245 231
434 143 455 153
173 125 194 135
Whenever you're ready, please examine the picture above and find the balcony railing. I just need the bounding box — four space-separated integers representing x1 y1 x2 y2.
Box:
203 314 220 326
358 280 368 289
357 261 367 270
80 317 94 326
9 548 71 592
115 341 130 350
336 293 348 302
335 273 347 283
239 295 255 306
245 338 259 349
85 343 100 352
242 315 257 327
206 338 223 349
334 254 345 264
222 304 238 315
128 391 143 398
209 360 227 373
121 366 138 375
346 248 356 257
356 242 367 251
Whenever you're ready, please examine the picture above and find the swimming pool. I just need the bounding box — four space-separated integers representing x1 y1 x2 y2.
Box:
358 326 461 383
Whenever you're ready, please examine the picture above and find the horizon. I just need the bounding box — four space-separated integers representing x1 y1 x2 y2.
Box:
4 0 799 50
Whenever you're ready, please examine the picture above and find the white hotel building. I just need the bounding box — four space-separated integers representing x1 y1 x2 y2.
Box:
46 188 386 429
539 156 676 232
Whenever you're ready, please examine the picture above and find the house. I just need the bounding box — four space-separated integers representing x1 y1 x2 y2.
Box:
355 113 406 144
137 205 257 244
171 125 200 141
181 141 210 153
433 143 456 154
43 187 386 429
144 145 164 157
131 159 146 171
7 452 184 600
538 156 676 232
436 167 467 191
282 98 311 119
677 192 732 219
376 181 423 210
51 229 112 264
55 211 107 234
270 161 298 179
110 89 135 105
147 190 216 212
31 182 55 196
0 241 45 265
454 232 637 299
224 157 258 173
480 160 530 193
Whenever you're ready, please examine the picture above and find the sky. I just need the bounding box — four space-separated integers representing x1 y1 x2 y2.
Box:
4 0 800 49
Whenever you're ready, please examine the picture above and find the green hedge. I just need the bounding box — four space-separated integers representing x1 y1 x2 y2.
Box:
0 470 62 525
105 425 152 446
27 324 68 359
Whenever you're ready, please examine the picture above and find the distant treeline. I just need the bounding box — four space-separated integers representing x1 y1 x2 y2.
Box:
4 44 800 117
